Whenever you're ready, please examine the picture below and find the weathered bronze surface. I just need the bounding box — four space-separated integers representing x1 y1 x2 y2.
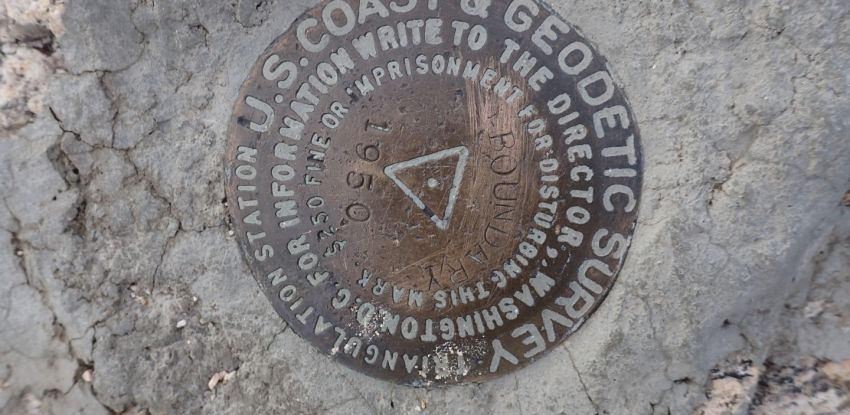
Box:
225 0 642 386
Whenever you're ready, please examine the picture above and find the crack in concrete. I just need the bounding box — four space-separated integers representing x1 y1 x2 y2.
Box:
566 347 599 414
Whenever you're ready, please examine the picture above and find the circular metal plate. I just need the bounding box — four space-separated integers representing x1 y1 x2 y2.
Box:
226 0 642 386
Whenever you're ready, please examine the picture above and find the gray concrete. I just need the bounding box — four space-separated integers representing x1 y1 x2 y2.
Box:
0 0 848 413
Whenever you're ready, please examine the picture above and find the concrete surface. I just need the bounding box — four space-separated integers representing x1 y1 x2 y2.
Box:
0 0 848 414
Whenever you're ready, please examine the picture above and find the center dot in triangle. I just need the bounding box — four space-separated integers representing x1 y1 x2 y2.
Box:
384 146 470 231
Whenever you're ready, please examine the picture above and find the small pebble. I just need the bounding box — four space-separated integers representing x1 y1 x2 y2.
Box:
176 319 187 329
208 370 236 391
803 301 825 320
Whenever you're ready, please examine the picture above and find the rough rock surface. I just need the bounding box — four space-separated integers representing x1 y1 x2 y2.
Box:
0 0 848 414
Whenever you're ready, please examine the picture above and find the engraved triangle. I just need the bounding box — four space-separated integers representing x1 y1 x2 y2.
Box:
384 146 470 231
